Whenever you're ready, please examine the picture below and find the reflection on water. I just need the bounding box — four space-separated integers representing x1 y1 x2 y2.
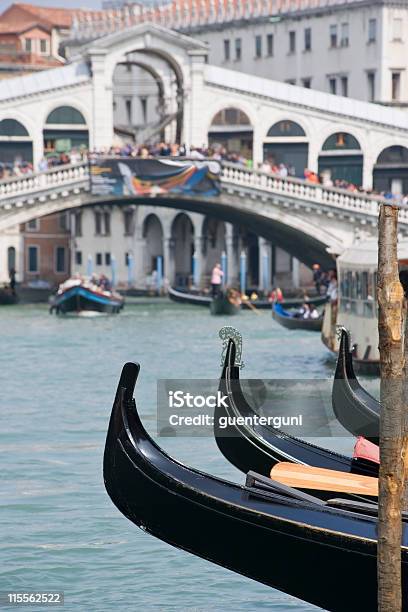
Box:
0 301 364 611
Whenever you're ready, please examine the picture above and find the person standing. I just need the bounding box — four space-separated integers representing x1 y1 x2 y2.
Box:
211 263 223 297
9 268 16 296
312 264 322 295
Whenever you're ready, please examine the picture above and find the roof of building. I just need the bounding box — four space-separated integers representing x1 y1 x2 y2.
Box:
0 60 90 101
0 3 104 32
0 20 51 34
204 64 408 132
338 238 408 267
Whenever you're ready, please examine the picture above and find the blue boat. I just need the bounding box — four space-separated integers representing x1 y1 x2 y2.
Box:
50 284 124 315
272 302 323 332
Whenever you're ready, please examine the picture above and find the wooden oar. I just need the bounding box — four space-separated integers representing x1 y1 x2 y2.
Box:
241 295 261 315
270 462 378 497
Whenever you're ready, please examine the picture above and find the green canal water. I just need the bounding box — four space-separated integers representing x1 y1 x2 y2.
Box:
0 301 362 611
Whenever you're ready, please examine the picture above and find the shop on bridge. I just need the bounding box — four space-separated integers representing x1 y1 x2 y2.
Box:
373 146 408 195
43 106 89 157
317 132 363 186
0 119 33 165
208 108 253 161
263 120 308 178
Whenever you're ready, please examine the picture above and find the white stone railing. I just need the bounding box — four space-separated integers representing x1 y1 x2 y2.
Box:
221 162 408 224
1 159 408 226
0 163 89 201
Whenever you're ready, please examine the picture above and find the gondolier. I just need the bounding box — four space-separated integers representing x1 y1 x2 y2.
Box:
211 263 223 297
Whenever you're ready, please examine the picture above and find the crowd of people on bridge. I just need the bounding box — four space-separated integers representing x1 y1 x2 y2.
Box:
1 140 407 203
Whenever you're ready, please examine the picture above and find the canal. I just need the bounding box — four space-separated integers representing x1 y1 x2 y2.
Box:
0 301 356 611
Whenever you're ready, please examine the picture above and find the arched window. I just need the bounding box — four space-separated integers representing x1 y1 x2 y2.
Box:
7 246 16 272
46 106 86 125
376 146 408 165
44 106 88 155
211 108 251 126
322 133 361 151
267 120 306 137
0 119 29 137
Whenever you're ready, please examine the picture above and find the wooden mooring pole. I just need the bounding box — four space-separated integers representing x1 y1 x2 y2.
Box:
377 203 406 611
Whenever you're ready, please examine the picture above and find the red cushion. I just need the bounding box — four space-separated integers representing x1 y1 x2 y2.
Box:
353 436 380 464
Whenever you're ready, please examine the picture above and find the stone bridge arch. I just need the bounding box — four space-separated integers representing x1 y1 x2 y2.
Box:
1 190 343 268
81 23 208 147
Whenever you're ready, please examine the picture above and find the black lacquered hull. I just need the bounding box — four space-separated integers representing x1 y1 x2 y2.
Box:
272 305 322 332
210 295 239 316
332 328 380 443
215 340 379 481
104 364 407 612
168 286 211 307
0 289 18 305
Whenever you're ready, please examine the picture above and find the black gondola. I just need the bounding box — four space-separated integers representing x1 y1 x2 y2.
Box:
168 286 239 315
104 363 408 612
167 286 211 307
272 302 323 332
210 291 240 316
0 287 18 305
215 327 379 482
168 286 327 310
332 327 380 444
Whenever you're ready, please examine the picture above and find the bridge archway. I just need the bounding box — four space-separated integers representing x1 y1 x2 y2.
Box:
113 60 166 143
85 25 208 146
202 216 226 276
142 213 164 275
171 212 194 287
263 120 308 178
318 132 363 186
0 118 33 165
208 107 253 160
43 106 89 156
373 145 408 195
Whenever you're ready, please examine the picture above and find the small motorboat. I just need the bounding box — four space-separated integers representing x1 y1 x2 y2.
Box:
272 302 323 332
332 327 380 444
104 363 408 612
50 280 124 315
215 327 379 482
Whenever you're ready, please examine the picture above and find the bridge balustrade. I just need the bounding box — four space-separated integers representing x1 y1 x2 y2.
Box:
0 159 407 227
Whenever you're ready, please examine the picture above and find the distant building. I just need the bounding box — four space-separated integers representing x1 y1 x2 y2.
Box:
0 212 71 287
20 212 70 286
0 3 102 79
70 0 408 109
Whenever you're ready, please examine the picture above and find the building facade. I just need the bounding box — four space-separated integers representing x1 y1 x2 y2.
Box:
0 212 70 287
189 1 408 106
68 0 408 108
69 204 311 291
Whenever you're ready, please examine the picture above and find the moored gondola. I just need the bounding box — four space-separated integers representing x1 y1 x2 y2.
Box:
0 287 18 305
332 327 380 444
272 302 323 332
104 362 408 612
215 327 379 481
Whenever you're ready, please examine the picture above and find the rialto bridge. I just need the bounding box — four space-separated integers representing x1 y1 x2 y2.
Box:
1 159 407 289
1 23 408 190
2 22 408 288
